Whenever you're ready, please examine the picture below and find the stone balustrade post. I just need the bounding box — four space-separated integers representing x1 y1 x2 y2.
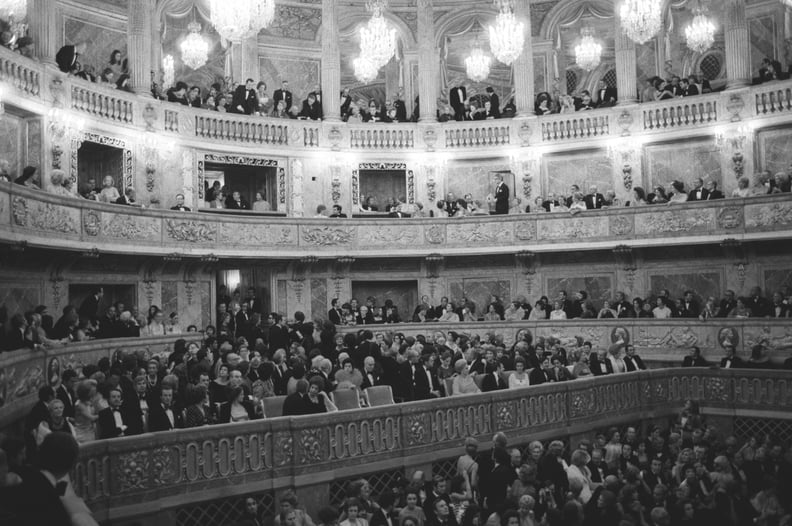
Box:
417 0 437 122
321 0 341 122
725 0 751 89
128 0 154 96
513 0 535 118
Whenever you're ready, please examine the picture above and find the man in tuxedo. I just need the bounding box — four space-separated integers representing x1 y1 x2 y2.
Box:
340 87 353 117
704 180 724 199
717 289 737 317
329 204 347 218
746 286 772 318
244 287 262 315
273 80 293 113
614 291 635 318
55 369 78 419
400 349 431 401
238 497 264 526
170 193 191 211
587 448 610 484
429 497 458 526
687 178 710 201
494 174 510 215
98 387 131 439
680 78 699 96
115 188 140 206
449 85 467 121
682 346 708 367
623 345 646 371
481 361 506 392
328 298 343 325
231 78 257 115
679 290 700 318
584 185 605 209
148 386 182 432
720 345 744 369
529 355 553 385
282 379 309 416
593 80 617 107
78 286 103 323
361 356 380 390
55 42 87 73
486 86 501 118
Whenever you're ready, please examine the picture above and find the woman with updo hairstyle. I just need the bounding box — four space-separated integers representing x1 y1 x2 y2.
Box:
73 379 99 443
631 186 647 206
451 359 480 396
218 384 256 423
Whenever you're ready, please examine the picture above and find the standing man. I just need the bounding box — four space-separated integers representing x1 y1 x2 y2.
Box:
486 87 501 118
494 174 510 215
231 78 257 115
78 286 103 324
449 85 467 121
274 80 293 113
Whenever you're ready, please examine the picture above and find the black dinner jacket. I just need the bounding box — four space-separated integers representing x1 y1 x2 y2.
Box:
148 403 183 432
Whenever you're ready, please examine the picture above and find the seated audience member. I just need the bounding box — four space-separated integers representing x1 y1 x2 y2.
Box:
97 175 120 203
115 187 141 206
252 192 271 212
298 92 322 120
167 81 189 105
732 176 752 198
46 169 74 198
593 80 617 107
225 190 249 210
704 179 724 199
14 165 39 189
576 90 595 110
56 41 87 73
772 172 791 193
329 204 347 218
668 181 688 203
170 193 191 211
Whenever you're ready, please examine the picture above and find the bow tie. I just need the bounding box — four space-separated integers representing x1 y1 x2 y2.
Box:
55 481 68 496
112 407 120 412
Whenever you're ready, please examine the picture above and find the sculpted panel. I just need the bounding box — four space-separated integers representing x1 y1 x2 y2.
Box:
743 325 792 352
537 216 608 241
165 219 217 243
745 202 792 228
635 209 714 235
101 213 160 241
633 324 715 350
447 222 512 244
27 201 79 234
358 224 420 246
218 223 296 246
301 226 354 246
0 191 7 225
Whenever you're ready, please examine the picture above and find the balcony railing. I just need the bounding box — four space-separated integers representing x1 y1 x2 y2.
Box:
1 182 790 258
1 46 789 154
69 368 792 522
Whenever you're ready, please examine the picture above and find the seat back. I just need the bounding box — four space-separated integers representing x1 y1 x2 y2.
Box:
364 385 395 407
473 374 485 390
262 395 286 418
332 388 362 410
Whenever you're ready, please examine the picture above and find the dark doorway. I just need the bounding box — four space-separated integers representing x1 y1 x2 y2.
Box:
77 141 124 194
68 284 136 319
205 162 277 212
351 280 418 321
359 169 406 211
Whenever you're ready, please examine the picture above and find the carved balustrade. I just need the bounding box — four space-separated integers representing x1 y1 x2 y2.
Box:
0 334 200 428
0 46 787 155
70 368 792 522
641 93 719 131
1 183 790 258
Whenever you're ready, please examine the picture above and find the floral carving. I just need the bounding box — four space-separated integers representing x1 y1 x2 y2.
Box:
299 429 322 464
117 451 149 492
165 220 216 243
746 203 792 228
275 435 293 466
447 223 510 243
12 197 27 226
83 211 100 236
538 218 604 240
103 215 159 240
361 226 418 245
151 446 175 486
406 415 426 445
30 204 77 233
610 215 633 236
638 211 711 234
515 221 536 241
424 225 445 244
570 390 596 418
705 378 730 402
302 227 353 246
496 403 514 428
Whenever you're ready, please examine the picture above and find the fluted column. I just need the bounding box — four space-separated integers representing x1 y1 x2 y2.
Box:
725 0 751 89
29 0 57 64
228 37 259 83
615 15 637 104
417 0 437 122
321 0 341 121
513 0 534 118
128 0 154 95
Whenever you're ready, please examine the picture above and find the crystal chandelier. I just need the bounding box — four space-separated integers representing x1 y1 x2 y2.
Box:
209 0 275 42
354 56 379 83
180 22 209 70
575 27 602 71
489 0 525 65
619 0 663 45
465 37 491 82
359 14 397 68
0 0 26 21
684 6 715 54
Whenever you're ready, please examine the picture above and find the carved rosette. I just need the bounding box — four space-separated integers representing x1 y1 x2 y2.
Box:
495 402 514 428
717 207 744 229
116 451 150 492
406 414 427 446
424 225 445 244
12 197 28 226
298 429 323 464
609 215 634 236
514 221 536 241
83 211 100 236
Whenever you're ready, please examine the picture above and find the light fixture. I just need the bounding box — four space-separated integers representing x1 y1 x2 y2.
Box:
180 21 209 70
465 34 491 82
354 56 379 83
619 0 663 45
209 0 275 42
162 55 175 88
489 0 525 65
0 0 26 21
359 15 397 68
684 4 715 54
575 27 602 71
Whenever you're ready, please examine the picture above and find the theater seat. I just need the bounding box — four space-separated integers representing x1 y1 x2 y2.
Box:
262 395 286 418
473 374 485 390
331 388 362 410
364 385 395 407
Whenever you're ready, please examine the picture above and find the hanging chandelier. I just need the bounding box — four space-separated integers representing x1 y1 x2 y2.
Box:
359 14 397 68
209 0 275 42
619 0 663 45
575 27 602 71
180 22 209 70
684 7 716 54
489 0 525 65
0 0 26 21
465 37 491 82
354 56 379 83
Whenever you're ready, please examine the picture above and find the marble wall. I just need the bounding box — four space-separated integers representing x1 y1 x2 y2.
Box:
63 16 126 77
764 268 792 295
749 15 777 75
0 115 22 178
350 280 418 320
310 279 328 322
644 139 722 192
0 283 41 322
259 56 321 110
445 158 512 208
448 279 511 317
649 272 722 305
546 275 614 310
757 128 792 176
543 150 613 198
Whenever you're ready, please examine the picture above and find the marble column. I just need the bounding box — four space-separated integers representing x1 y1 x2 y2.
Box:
321 0 341 121
228 37 259 83
725 0 751 89
127 0 154 95
513 0 534 118
28 0 57 65
417 0 438 122
615 16 637 104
